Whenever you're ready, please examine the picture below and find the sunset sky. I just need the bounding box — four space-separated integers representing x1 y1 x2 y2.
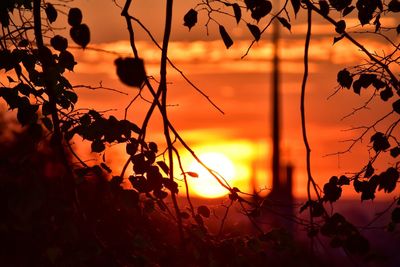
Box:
2 0 398 199
61 0 400 199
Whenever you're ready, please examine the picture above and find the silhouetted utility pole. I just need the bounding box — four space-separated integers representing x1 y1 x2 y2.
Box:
271 8 281 196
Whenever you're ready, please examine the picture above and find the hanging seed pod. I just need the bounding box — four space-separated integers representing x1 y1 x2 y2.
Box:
50 35 68 51
45 3 58 23
70 24 90 48
68 8 83 27
115 57 146 88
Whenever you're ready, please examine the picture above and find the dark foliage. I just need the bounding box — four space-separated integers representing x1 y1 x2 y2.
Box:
0 0 399 266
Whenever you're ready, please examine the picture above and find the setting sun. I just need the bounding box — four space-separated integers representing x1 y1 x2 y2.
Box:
188 152 236 198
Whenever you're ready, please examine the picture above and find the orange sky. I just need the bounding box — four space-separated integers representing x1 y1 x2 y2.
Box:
1 0 398 199
62 0 399 199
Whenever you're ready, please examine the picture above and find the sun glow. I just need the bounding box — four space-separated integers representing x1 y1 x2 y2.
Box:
188 152 236 198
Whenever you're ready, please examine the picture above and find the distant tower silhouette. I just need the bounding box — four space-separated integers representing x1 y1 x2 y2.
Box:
271 3 281 198
264 1 293 224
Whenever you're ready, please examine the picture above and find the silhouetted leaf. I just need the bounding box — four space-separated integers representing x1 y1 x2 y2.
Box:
338 175 350 185
232 3 241 24
333 35 344 44
390 147 400 158
277 17 291 31
183 9 197 30
335 20 346 34
58 50 76 71
247 23 261 41
64 90 78 104
397 24 400 34
219 25 233 49
323 179 342 202
126 143 137 156
144 151 156 165
115 57 146 87
148 142 158 152
147 166 163 191
70 24 90 48
352 79 362 94
91 139 105 153
380 86 393 101
250 0 272 22
0 87 19 109
337 69 352 89
16 83 33 96
68 8 83 27
17 97 38 125
329 0 351 11
41 117 53 131
342 5 355 16
368 174 380 191
392 99 400 114
244 0 256 10
372 78 385 90
132 154 148 174
291 0 300 16
353 178 366 193
197 205 210 218
378 167 399 193
389 0 400 12
359 73 376 88
365 162 374 178
163 178 178 193
370 132 390 152
45 3 57 23
319 0 330 16
50 35 68 51
360 187 375 201
156 161 169 175
356 0 376 25
329 175 338 184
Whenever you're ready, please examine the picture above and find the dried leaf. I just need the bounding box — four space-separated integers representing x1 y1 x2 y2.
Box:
247 23 261 41
232 3 241 24
219 25 233 49
277 17 291 31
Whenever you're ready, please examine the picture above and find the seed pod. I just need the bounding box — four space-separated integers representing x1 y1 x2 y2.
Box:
45 3 58 23
58 50 76 71
115 57 146 88
50 35 68 51
68 8 83 27
70 24 90 48
183 9 197 30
